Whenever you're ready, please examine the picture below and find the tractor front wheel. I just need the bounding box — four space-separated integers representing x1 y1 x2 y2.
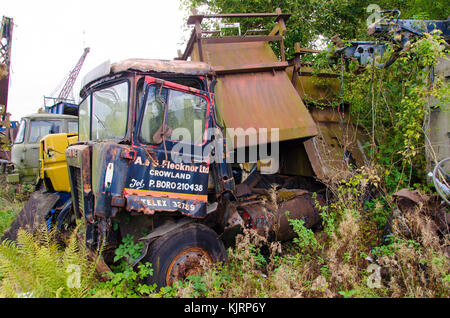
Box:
142 223 226 288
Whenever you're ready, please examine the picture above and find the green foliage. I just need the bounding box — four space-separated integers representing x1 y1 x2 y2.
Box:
91 235 156 298
309 32 449 191
287 211 319 255
0 208 19 237
338 289 357 298
182 0 449 54
348 34 448 190
182 274 209 298
0 226 98 298
113 234 144 266
0 175 35 237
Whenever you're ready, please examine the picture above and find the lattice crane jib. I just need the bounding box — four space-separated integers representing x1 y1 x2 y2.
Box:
57 47 90 101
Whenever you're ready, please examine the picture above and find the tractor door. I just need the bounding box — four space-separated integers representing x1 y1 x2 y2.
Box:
125 76 219 218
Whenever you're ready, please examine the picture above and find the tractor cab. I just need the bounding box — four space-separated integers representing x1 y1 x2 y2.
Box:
65 59 231 254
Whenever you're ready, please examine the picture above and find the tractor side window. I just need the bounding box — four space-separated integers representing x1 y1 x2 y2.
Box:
78 97 90 141
29 120 62 143
14 119 26 144
140 85 207 145
167 90 207 145
91 81 129 141
140 85 166 144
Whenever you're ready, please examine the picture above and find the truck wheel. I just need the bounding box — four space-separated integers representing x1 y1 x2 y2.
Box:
142 223 226 288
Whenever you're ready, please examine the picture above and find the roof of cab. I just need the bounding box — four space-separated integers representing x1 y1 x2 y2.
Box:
21 113 78 120
81 59 214 89
111 59 214 75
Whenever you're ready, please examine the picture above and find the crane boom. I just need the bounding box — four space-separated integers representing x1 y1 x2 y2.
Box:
0 16 13 121
57 47 90 101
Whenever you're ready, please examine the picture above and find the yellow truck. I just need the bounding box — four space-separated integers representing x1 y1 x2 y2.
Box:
1 132 78 241
39 132 78 192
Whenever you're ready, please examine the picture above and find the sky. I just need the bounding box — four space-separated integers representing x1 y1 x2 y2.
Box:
2 0 190 121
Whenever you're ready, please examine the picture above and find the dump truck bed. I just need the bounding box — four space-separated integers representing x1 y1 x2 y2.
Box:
186 37 318 148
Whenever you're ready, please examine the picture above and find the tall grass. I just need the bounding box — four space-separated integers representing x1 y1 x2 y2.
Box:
0 174 33 236
173 166 449 298
0 168 447 298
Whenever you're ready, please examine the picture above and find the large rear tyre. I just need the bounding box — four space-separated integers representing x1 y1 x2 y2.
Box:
142 223 226 288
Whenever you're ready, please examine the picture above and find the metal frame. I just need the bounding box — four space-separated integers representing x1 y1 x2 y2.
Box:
181 8 290 65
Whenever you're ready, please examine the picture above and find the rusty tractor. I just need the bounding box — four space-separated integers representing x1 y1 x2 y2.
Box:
60 10 374 288
3 10 372 288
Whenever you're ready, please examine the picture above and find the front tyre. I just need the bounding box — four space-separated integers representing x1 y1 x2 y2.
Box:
142 223 226 288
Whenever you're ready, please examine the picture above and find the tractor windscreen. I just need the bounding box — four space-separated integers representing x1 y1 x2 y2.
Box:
78 81 129 141
140 84 207 145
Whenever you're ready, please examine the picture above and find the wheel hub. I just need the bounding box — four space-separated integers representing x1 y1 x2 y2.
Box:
166 247 212 285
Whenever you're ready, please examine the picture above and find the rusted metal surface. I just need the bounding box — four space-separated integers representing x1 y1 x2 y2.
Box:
65 143 92 220
303 106 371 183
111 59 214 76
214 70 318 147
1 192 59 242
185 8 290 61
276 193 322 240
285 43 372 182
184 11 318 147
392 189 450 240
286 65 341 105
166 247 212 286
232 187 322 241
230 171 324 240
195 41 278 69
214 61 289 75
393 189 424 205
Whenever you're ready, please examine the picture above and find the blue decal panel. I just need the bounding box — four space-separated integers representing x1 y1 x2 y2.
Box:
123 148 210 217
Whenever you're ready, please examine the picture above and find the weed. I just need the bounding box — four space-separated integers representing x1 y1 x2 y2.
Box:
91 235 156 298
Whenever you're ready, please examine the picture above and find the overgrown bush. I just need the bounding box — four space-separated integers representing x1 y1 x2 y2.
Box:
318 33 449 192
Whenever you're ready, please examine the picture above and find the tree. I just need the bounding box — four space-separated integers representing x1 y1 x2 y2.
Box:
181 0 449 55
